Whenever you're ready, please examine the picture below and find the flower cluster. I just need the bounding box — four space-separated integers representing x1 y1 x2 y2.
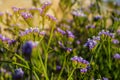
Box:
80 68 88 73
92 36 100 41
72 9 86 17
58 41 73 52
71 56 90 73
21 12 33 19
112 39 119 44
19 27 46 36
67 30 75 38
84 38 98 49
41 2 51 10
46 14 57 22
98 30 115 38
56 28 66 35
12 7 25 13
40 2 51 15
84 30 116 49
56 28 75 38
0 34 15 45
71 56 89 65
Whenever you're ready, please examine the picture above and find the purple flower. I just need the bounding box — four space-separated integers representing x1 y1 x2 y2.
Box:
1 36 6 41
60 24 70 29
39 31 46 36
8 39 16 45
0 12 3 16
117 29 120 35
72 10 86 17
84 39 97 49
22 41 33 60
65 47 72 52
80 68 87 73
112 39 119 44
13 68 24 80
113 53 120 59
86 25 95 29
46 14 57 22
0 68 6 73
71 56 80 62
76 40 81 44
32 41 39 48
92 36 100 41
29 28 33 33
93 15 102 21
58 41 64 48
40 2 51 15
57 28 66 35
33 27 39 33
42 2 51 10
25 28 30 34
56 65 61 71
82 60 89 65
71 56 89 66
0 34 16 44
98 30 115 38
19 31 26 36
12 7 19 12
66 30 75 38
103 77 109 80
21 12 33 19
0 34 2 39
19 27 42 36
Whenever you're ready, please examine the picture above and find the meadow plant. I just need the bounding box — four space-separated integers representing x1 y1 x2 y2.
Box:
0 0 120 80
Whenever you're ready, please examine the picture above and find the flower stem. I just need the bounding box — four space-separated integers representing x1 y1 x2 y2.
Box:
67 68 75 80
58 57 66 80
29 59 33 80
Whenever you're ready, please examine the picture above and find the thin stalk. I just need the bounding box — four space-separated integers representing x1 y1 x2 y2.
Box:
67 68 75 80
108 38 111 70
39 51 49 80
0 60 30 70
33 71 40 80
29 59 33 80
45 24 55 70
14 53 29 67
58 57 66 80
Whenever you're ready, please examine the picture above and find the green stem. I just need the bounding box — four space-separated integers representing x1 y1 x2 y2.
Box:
39 51 49 80
67 68 75 80
33 71 40 80
29 59 33 80
58 57 66 80
45 24 55 70
0 60 30 70
108 39 111 69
